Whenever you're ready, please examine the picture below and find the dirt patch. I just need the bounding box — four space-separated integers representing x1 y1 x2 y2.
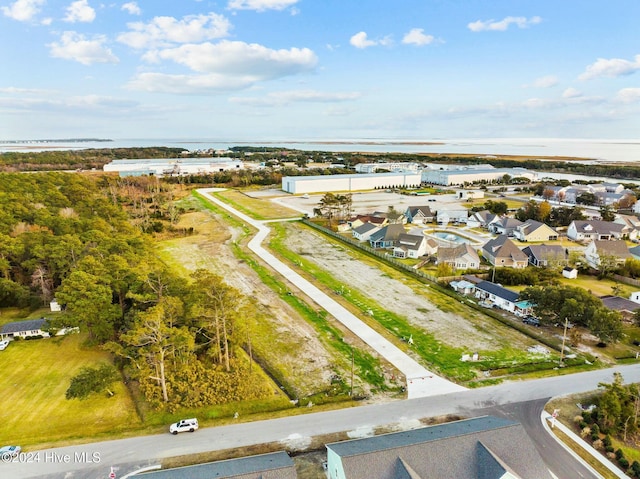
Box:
281 222 533 353
162 211 336 396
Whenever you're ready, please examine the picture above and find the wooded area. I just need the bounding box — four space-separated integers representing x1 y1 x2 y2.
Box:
0 172 269 410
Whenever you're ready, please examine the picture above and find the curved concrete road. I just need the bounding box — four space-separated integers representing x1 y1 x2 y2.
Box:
197 188 465 399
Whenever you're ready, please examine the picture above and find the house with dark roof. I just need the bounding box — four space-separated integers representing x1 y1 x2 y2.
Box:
512 220 558 242
521 244 567 268
474 281 531 316
438 243 481 270
600 295 640 321
466 210 500 229
404 206 434 224
392 234 428 259
481 235 528 269
0 318 78 340
352 222 381 241
369 224 406 249
139 451 297 479
488 217 524 237
566 220 625 242
325 416 552 479
584 240 631 269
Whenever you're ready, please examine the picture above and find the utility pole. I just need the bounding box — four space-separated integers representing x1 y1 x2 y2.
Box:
350 347 354 397
559 318 569 366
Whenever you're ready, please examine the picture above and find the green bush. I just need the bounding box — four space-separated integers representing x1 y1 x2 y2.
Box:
631 461 640 478
619 457 629 469
616 448 625 460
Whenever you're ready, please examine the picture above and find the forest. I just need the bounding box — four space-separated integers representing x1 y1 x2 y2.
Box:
0 173 268 411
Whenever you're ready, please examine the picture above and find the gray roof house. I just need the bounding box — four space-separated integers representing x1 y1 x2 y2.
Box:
1 318 49 339
0 318 78 340
392 233 428 259
566 220 625 242
139 451 297 479
352 222 381 241
600 295 640 321
404 206 434 224
512 220 558 242
474 281 531 316
325 415 552 479
488 217 524 237
466 210 500 229
438 243 481 270
584 239 631 269
521 244 567 267
369 224 406 249
482 235 529 269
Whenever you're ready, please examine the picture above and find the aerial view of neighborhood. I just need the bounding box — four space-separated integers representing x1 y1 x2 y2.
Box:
2 1 640 478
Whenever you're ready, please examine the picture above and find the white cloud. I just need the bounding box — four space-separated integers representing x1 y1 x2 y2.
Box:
227 0 298 11
143 40 317 74
129 40 317 93
121 2 141 15
48 31 119 65
616 88 640 104
468 16 542 32
579 54 640 80
528 75 558 88
117 13 231 49
64 0 96 23
350 31 391 49
402 28 435 46
230 90 361 106
562 87 582 99
1 0 45 22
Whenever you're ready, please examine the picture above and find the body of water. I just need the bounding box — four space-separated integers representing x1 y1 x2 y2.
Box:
1 137 640 164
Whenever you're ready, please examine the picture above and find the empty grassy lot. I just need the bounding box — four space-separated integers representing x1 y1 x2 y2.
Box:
212 189 301 220
0 332 139 447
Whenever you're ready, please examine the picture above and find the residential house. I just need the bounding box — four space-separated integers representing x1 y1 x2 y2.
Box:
0 318 77 340
521 244 567 267
466 210 500 229
347 215 387 229
352 222 381 241
600 296 640 322
614 214 640 241
512 220 558 242
475 281 532 316
369 224 406 249
325 416 552 479
437 209 468 225
141 451 297 479
630 245 640 260
392 234 428 259
481 235 529 268
404 206 434 224
488 217 524 237
437 243 481 270
566 220 625 242
449 279 476 295
584 240 631 269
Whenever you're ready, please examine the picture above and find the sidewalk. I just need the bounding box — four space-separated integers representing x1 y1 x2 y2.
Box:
542 411 627 479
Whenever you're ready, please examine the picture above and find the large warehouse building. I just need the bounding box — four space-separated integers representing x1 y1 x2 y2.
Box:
282 172 422 194
103 158 244 177
421 166 537 186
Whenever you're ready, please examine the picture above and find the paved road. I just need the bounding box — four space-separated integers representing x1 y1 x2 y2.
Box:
197 188 465 399
6 364 640 478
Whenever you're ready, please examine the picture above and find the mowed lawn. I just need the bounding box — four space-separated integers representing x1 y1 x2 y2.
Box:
0 333 140 447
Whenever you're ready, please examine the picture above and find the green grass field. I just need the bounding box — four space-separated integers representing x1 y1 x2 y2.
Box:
0 332 140 447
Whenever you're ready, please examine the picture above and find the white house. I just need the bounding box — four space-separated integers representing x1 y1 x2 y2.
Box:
0 318 78 340
392 234 428 259
566 220 625 242
584 240 631 269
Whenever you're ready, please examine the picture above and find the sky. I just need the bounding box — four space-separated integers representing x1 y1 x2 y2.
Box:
1 0 639 141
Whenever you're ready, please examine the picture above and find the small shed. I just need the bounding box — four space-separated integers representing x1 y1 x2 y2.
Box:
562 266 578 279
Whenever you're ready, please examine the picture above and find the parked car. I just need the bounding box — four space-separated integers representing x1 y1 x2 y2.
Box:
0 445 22 458
0 340 9 351
523 316 540 327
169 418 199 435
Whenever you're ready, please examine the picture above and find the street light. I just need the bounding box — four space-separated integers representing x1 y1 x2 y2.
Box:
559 318 570 366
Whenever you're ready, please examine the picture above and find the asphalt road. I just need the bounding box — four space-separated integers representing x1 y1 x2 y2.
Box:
6 363 640 479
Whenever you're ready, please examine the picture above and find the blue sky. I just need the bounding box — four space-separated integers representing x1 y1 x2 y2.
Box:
1 0 639 140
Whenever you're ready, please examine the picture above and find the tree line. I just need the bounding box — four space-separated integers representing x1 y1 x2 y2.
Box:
0 172 268 410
